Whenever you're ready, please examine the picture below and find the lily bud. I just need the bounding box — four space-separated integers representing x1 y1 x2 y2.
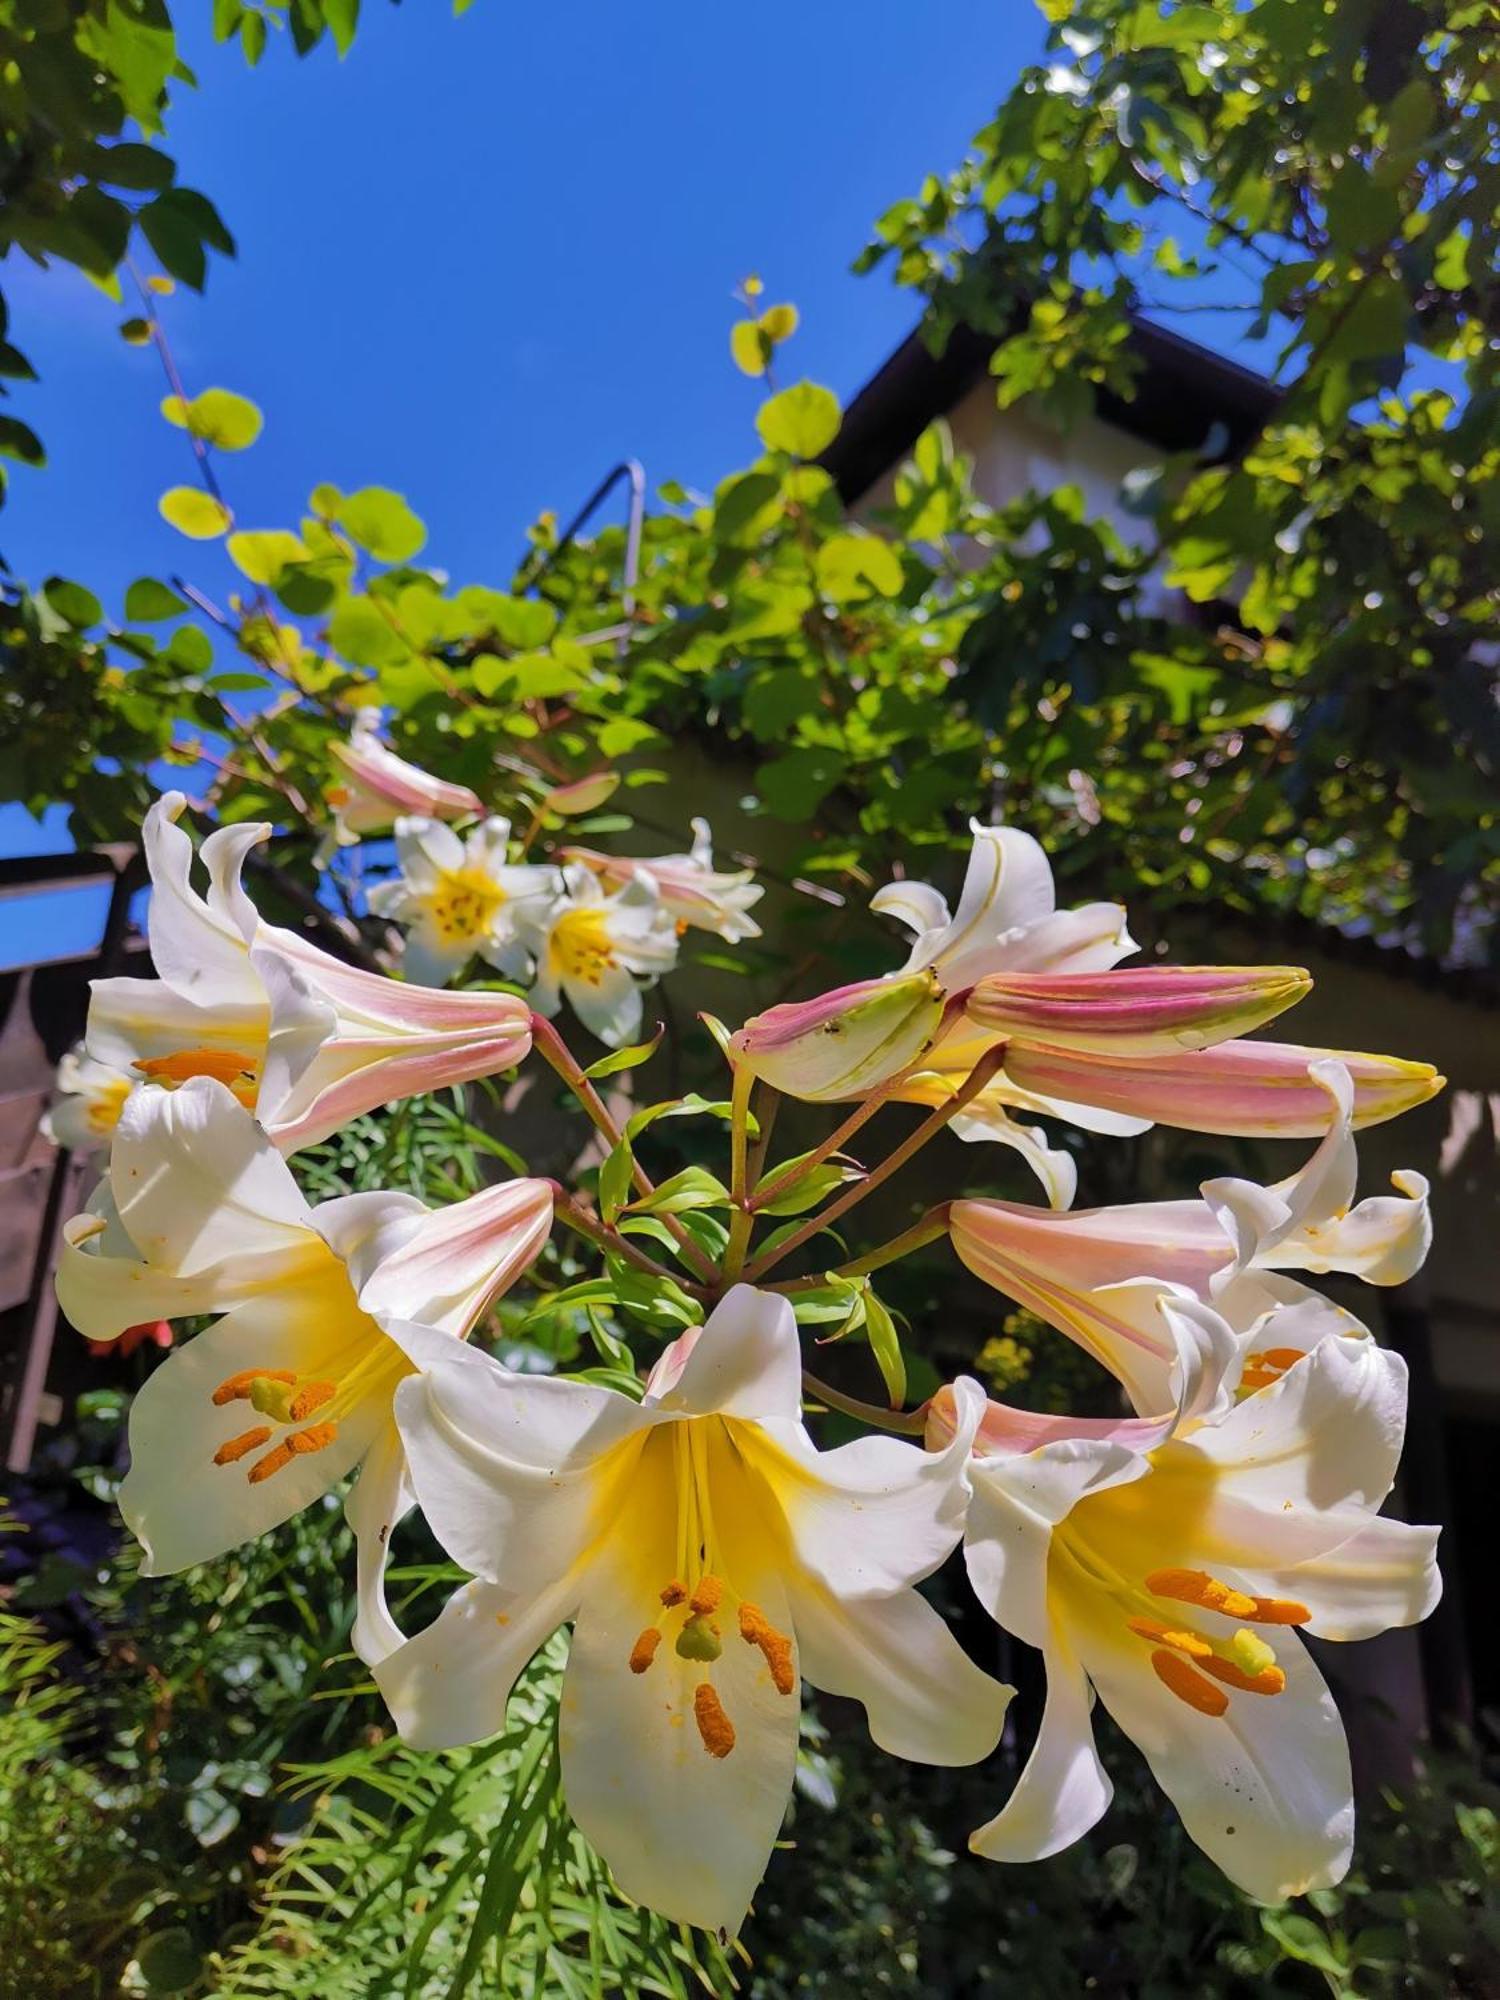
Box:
964 964 1311 1057
1003 1037 1444 1137
544 771 620 816
729 970 946 1101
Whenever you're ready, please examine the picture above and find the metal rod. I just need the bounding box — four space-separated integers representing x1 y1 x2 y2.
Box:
513 459 646 658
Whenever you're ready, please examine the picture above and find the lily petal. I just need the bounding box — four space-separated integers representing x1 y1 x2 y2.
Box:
969 1638 1112 1863
966 965 1312 1057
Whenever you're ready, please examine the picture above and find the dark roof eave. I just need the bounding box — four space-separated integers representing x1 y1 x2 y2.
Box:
822 312 1280 504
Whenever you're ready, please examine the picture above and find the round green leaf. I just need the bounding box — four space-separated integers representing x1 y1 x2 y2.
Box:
158 487 232 539
226 529 308 586
136 1927 203 1994
119 316 153 345
755 380 841 458
124 578 188 621
337 486 427 564
731 320 770 378
815 531 904 601
42 577 104 629
161 387 263 450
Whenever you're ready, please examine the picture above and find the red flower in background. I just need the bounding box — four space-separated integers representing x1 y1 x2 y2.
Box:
87 1319 174 1360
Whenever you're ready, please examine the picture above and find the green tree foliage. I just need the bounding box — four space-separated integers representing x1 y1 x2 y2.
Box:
855 0 1498 955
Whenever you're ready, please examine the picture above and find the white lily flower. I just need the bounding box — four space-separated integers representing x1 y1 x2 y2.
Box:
563 819 765 942
520 863 680 1047
40 1043 135 1153
85 793 532 1153
942 1301 1440 1901
54 1077 552 1661
366 816 560 987
325 706 483 848
374 1286 1011 1938
950 1061 1431 1416
872 819 1135 991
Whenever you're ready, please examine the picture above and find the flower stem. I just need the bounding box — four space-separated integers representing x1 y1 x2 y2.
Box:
531 1013 719 1285
550 1187 705 1294
721 1060 757 1285
770 1206 952 1294
743 1044 1006 1283
801 1369 928 1436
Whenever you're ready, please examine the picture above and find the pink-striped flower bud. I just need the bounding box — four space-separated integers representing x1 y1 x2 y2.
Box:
1002 1037 1443 1137
964 964 1310 1057
729 970 946 1101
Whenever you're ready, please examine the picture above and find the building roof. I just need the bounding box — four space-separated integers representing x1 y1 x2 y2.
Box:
822 312 1280 505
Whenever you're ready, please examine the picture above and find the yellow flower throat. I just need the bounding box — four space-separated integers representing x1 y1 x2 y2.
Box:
429 868 506 944
549 907 618 989
622 1423 797 1760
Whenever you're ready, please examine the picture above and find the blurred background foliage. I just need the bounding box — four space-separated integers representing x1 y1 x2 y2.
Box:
2 0 1497 1992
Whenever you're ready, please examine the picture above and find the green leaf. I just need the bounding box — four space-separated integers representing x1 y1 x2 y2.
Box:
226 529 307 585
161 386 263 450
815 531 904 601
119 315 153 344
138 188 236 290
756 380 842 458
137 1926 204 1993
42 578 103 630
626 1166 731 1217
862 1287 907 1409
731 319 771 377
757 745 847 820
124 578 188 621
582 1026 663 1079
755 1152 862 1216
328 595 409 670
598 1137 635 1224
93 141 175 191
158 487 232 539
337 486 427 563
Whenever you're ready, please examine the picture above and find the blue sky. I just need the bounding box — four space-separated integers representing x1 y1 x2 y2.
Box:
3 0 1049 959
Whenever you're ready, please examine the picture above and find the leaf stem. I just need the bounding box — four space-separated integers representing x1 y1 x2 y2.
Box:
549 1187 703 1292
771 1205 952 1294
530 1013 719 1285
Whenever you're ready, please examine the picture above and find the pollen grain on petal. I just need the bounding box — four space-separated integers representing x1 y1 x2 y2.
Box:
1126 1615 1212 1659
693 1682 736 1759
628 1627 663 1674
1150 1647 1230 1717
213 1425 272 1465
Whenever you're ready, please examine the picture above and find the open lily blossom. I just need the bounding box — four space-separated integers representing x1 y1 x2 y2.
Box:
943 1303 1440 1900
366 815 560 987
520 861 680 1047
324 706 483 846
54 1077 552 1662
40 1043 135 1153
949 1061 1431 1415
374 1286 1011 1938
85 792 533 1152
563 817 765 942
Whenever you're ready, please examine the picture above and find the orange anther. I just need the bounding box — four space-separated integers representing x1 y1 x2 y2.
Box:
1246 1596 1311 1626
628 1627 663 1675
739 1601 796 1696
213 1426 272 1465
212 1369 296 1406
659 1579 688 1607
1146 1568 1258 1619
288 1379 337 1421
1198 1654 1287 1697
689 1575 724 1615
246 1421 337 1484
693 1682 736 1759
1151 1648 1229 1717
1126 1616 1212 1659
134 1048 257 1087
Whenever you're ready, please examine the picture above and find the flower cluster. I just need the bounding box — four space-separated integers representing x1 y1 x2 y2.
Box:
53 794 1443 1945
